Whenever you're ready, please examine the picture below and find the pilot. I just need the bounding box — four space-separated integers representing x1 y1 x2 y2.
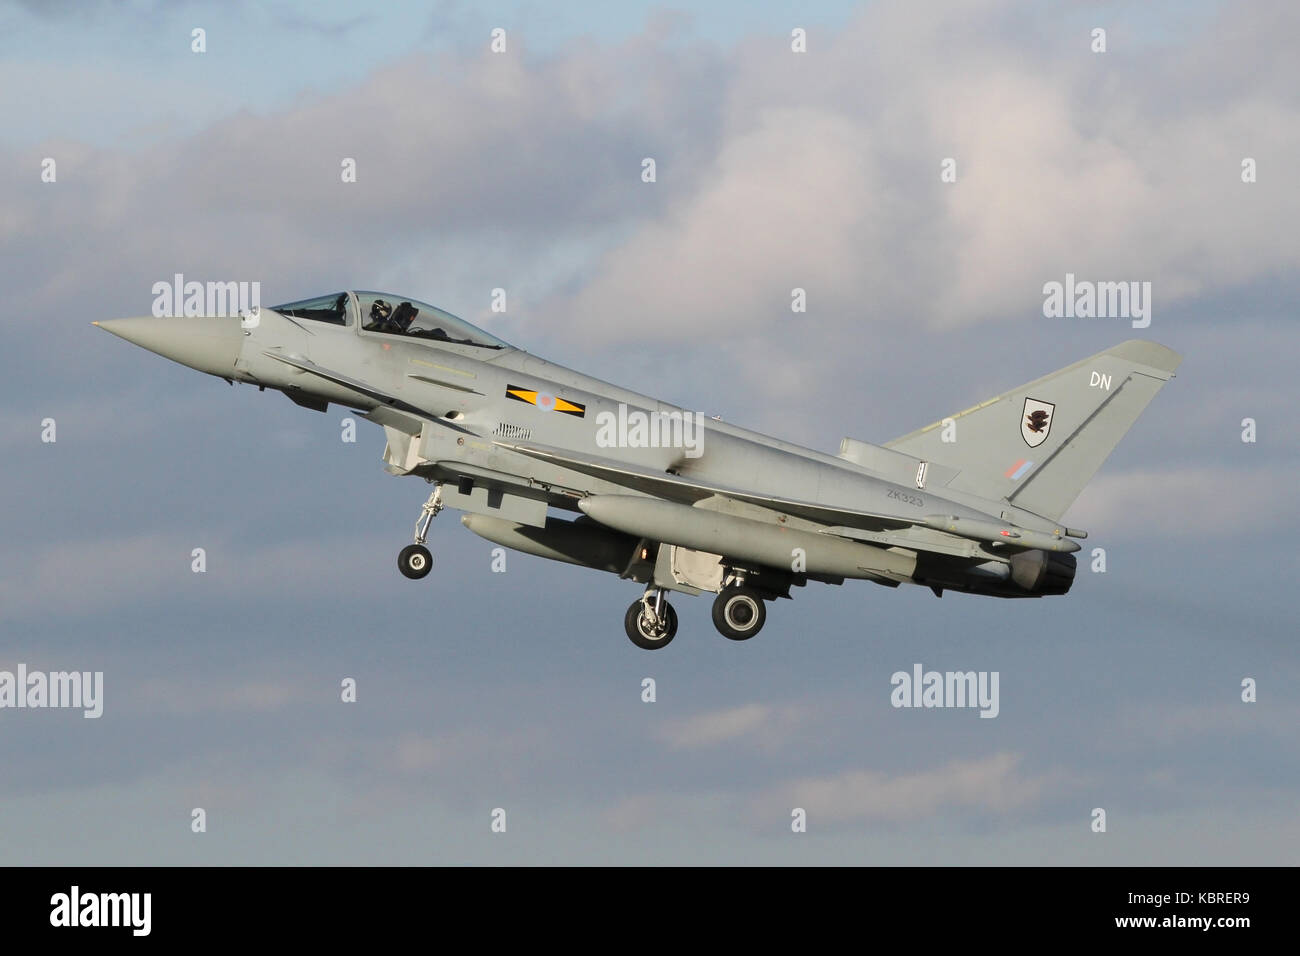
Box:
390 301 419 334
364 298 393 332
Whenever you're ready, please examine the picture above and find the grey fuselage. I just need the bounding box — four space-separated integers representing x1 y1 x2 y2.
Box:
97 292 1089 600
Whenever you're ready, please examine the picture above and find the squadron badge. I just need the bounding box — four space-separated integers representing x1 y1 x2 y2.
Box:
1021 398 1054 448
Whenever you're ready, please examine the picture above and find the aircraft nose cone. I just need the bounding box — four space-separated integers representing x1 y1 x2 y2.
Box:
95 316 243 378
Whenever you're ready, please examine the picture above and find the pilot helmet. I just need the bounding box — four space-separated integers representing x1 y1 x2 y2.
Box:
370 299 392 322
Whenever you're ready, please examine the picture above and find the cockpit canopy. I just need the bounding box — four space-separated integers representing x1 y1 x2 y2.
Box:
268 291 510 350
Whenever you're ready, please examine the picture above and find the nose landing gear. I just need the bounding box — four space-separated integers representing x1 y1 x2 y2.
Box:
398 543 433 579
398 483 442 580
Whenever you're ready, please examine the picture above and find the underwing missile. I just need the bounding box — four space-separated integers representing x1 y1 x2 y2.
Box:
921 515 1081 553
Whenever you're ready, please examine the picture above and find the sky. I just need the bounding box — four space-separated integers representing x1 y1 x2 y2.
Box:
0 0 1296 865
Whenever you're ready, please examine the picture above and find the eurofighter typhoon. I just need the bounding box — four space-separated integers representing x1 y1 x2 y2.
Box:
95 292 1180 649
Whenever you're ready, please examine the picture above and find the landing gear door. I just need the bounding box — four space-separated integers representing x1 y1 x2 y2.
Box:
654 545 725 594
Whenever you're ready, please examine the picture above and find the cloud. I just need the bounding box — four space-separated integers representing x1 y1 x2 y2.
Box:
1109 700 1300 748
0 531 392 622
1069 465 1294 535
129 677 304 716
534 0 1300 343
656 702 809 750
755 752 1058 824
270 9 376 39
546 109 883 343
600 751 1066 832
600 793 665 832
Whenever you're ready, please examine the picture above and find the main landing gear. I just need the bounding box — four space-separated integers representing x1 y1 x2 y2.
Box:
624 588 678 650
398 483 442 580
622 582 770 649
711 585 766 641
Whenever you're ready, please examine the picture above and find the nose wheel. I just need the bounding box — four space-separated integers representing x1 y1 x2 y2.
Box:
625 588 678 650
398 544 432 579
398 483 442 581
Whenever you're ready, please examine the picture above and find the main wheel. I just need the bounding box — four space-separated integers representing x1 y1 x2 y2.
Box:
624 598 678 650
712 586 766 640
398 544 433 579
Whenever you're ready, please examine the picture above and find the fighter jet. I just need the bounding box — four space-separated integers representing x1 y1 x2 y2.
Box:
95 291 1181 649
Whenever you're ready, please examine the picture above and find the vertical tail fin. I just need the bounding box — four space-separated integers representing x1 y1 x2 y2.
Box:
884 340 1181 521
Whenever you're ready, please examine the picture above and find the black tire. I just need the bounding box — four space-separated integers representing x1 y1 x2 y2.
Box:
398 544 433 579
624 598 677 650
712 586 766 640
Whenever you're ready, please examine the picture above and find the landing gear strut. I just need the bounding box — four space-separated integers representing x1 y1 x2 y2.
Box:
398 483 442 580
712 585 766 640
624 588 678 650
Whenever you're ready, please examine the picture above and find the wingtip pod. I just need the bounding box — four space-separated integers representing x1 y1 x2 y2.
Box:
1110 339 1182 377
